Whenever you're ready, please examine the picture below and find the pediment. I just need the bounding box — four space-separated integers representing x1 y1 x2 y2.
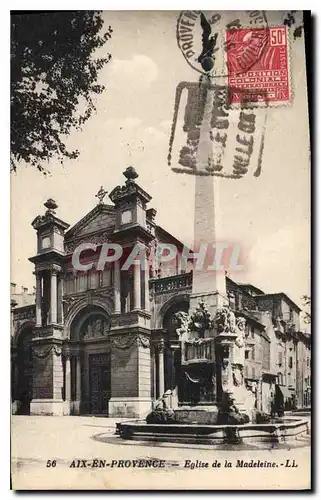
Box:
65 204 115 241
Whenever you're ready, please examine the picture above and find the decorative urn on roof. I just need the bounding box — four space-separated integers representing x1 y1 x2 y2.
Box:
123 166 138 184
44 198 58 215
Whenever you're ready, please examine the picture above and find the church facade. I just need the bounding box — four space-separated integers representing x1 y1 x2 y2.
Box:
11 168 311 417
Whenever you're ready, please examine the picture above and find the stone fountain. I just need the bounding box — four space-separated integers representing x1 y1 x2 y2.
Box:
171 300 256 427
117 74 309 447
117 305 309 445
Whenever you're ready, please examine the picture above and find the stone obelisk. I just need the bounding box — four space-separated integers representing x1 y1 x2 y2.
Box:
190 76 228 323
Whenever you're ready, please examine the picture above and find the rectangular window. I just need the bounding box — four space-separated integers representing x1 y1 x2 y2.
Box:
103 267 110 286
78 272 87 292
289 357 293 369
252 346 255 360
120 270 133 313
74 273 79 292
88 270 98 289
245 350 249 359
278 351 283 366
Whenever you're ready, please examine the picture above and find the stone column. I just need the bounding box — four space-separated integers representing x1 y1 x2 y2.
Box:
65 355 71 402
144 252 150 312
133 262 141 310
190 79 228 317
76 357 81 400
50 270 58 324
114 260 121 313
158 339 165 397
75 356 81 415
152 344 157 400
14 361 19 399
57 274 63 324
35 273 42 327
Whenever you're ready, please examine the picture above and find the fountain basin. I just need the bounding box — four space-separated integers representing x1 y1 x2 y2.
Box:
174 405 219 425
117 417 309 446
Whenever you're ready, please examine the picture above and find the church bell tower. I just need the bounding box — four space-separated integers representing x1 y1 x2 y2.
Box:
29 199 69 415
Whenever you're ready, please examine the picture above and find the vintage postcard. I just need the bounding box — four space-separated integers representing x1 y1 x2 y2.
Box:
11 10 311 490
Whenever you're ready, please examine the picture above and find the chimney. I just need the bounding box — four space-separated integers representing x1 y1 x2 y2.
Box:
10 282 16 295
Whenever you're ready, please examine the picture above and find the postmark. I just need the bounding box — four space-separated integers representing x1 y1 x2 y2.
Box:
170 11 298 179
168 80 268 179
226 26 290 105
176 11 269 78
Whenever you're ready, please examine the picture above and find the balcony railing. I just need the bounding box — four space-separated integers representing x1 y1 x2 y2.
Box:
151 272 192 295
182 337 215 365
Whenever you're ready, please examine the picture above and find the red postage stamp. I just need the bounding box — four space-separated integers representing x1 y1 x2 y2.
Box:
226 26 290 105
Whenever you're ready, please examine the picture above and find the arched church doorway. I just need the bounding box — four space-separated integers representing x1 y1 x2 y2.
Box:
16 326 34 414
68 306 111 415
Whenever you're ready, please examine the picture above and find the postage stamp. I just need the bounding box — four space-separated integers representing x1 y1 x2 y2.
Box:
226 26 290 105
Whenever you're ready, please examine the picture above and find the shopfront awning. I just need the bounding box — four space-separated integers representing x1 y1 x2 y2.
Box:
276 385 292 400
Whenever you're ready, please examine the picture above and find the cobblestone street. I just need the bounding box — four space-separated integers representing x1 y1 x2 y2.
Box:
11 415 311 490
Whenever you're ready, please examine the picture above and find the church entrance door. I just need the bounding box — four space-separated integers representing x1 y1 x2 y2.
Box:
89 353 111 415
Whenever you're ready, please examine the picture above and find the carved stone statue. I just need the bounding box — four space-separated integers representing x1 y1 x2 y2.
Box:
189 299 214 336
234 316 246 365
173 311 190 339
232 367 243 387
83 316 110 339
92 318 103 335
215 306 237 334
153 389 174 410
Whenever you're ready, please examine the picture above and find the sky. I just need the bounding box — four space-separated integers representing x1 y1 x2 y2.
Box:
11 10 310 310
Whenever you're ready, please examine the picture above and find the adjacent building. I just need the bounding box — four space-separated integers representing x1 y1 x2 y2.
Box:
11 168 311 417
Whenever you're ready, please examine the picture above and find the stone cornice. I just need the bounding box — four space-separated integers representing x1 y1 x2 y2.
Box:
32 213 69 232
33 343 63 358
109 332 150 349
13 304 35 318
109 325 151 337
29 250 65 265
109 224 154 243
109 182 152 206
64 228 114 254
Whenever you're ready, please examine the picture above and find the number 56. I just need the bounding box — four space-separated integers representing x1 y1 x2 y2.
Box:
46 460 57 467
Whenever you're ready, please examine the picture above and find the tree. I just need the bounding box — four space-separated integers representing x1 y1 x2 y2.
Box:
11 11 112 173
301 295 311 324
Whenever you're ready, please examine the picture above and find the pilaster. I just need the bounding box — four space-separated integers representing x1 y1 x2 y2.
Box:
109 331 152 418
30 326 65 416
